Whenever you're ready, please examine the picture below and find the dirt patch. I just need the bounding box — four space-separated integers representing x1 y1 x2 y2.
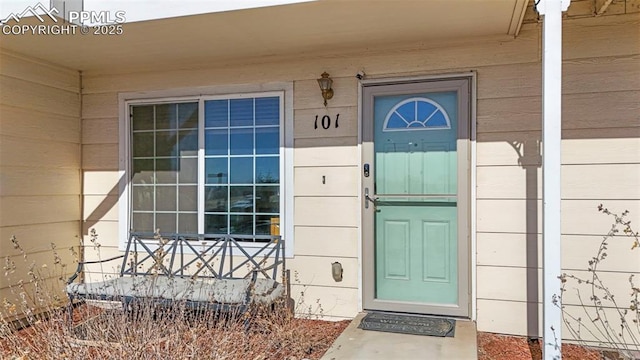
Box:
478 332 604 360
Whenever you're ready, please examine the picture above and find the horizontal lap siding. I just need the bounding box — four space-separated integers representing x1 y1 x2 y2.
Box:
79 13 639 337
478 300 640 345
0 52 81 317
477 233 639 272
81 91 120 254
80 91 121 260
290 79 360 306
474 13 640 338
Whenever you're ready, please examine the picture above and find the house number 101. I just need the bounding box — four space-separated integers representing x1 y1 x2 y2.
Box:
314 114 340 130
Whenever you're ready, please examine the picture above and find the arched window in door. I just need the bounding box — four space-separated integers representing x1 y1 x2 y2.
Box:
383 97 451 132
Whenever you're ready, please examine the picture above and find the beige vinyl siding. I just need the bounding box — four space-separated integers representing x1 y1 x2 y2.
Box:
0 51 81 316
474 12 640 340
80 12 639 331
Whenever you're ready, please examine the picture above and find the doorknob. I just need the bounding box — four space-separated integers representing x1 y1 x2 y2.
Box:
364 188 377 209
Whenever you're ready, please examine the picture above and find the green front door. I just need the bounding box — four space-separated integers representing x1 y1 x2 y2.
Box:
362 79 470 317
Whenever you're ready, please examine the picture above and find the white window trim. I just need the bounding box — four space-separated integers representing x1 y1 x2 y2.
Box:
118 82 294 257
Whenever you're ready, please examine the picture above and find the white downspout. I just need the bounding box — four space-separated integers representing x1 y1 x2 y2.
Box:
535 0 570 359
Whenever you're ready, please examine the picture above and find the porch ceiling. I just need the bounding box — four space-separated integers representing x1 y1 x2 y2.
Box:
0 0 528 74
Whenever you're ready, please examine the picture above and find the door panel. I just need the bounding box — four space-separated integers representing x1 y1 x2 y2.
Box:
362 78 470 317
376 204 457 304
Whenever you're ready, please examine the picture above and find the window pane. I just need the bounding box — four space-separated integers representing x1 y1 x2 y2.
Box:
178 102 198 129
255 127 279 154
229 98 253 127
205 158 228 184
131 97 282 239
230 186 253 213
205 100 228 128
230 158 253 184
156 104 176 130
156 158 177 184
132 159 154 184
156 213 177 233
132 186 153 211
205 129 228 156
132 212 154 232
255 97 279 126
256 157 279 184
178 185 197 211
132 105 154 131
156 186 176 211
256 186 279 213
156 131 177 157
132 132 154 157
178 158 197 184
230 128 253 155
205 186 228 212
229 215 253 235
256 215 279 235
178 213 197 233
178 129 198 156
205 214 228 234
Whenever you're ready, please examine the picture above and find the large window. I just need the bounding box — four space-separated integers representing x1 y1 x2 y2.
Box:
129 94 283 239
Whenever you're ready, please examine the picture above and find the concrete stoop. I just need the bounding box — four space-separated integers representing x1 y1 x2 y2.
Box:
321 313 477 360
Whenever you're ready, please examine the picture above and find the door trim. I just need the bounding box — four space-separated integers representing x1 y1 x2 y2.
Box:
360 74 474 318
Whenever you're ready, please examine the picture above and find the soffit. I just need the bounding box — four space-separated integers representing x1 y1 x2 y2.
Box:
0 0 527 74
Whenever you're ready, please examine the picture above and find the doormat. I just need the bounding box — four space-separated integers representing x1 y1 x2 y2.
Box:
358 312 456 337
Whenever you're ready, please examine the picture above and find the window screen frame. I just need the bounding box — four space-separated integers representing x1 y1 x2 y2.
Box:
119 86 293 256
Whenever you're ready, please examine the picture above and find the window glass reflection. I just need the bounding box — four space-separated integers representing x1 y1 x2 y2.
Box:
230 186 254 213
205 186 228 212
256 186 279 213
132 105 154 130
205 129 228 156
230 215 253 235
256 127 279 154
178 129 198 156
230 128 253 155
205 158 228 185
156 104 176 130
205 100 228 128
178 103 198 129
230 158 253 184
205 214 227 234
256 157 279 183
230 98 253 127
255 97 279 126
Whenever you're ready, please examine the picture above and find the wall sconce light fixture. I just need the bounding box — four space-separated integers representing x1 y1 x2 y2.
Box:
317 72 334 107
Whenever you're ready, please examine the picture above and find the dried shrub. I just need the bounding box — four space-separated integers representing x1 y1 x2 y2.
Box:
556 206 640 359
1 233 348 359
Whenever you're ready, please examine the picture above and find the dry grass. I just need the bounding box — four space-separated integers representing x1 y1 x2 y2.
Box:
1 235 349 359
1 303 349 359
